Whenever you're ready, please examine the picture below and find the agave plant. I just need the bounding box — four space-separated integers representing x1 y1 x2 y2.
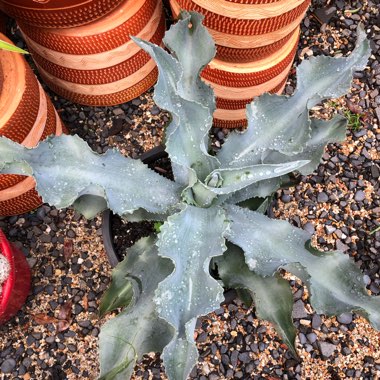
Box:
0 12 377 380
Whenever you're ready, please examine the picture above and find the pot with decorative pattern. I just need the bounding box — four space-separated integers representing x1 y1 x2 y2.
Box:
169 0 310 63
19 0 165 106
169 0 309 128
0 33 65 216
202 27 300 128
0 0 125 29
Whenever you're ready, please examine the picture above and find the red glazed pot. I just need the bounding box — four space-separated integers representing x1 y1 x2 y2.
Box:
170 0 310 63
0 33 65 216
0 229 31 325
20 0 165 106
0 0 125 29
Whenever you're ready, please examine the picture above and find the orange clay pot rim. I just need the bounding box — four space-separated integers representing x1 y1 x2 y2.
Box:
170 0 305 49
34 58 157 96
0 108 64 203
40 0 148 37
204 60 293 100
2 0 95 11
191 0 305 20
54 109 63 136
20 0 162 70
21 84 47 148
0 176 35 202
0 34 26 127
208 27 299 73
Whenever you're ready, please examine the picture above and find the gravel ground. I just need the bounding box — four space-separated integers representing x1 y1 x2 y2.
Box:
1 1 380 379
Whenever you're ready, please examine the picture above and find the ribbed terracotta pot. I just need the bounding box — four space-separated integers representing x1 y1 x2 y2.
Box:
0 229 31 325
19 0 165 106
170 0 310 63
202 27 299 129
0 0 125 29
0 33 65 216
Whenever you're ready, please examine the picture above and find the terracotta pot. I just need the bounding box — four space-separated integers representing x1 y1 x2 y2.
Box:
203 27 299 128
20 0 165 106
0 33 65 216
0 0 125 29
170 0 310 63
169 0 309 128
0 229 31 325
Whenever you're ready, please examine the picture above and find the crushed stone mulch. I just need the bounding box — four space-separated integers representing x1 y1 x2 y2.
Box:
1 0 380 379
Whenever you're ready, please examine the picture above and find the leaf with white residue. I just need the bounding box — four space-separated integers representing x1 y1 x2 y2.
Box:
155 205 228 380
226 205 380 330
218 25 371 166
263 114 347 175
133 12 219 184
203 160 309 195
0 135 181 219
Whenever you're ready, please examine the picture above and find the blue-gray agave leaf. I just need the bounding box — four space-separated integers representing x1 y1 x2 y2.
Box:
263 114 347 176
155 205 228 380
0 135 181 218
226 205 380 330
203 160 309 195
219 25 371 166
133 12 219 184
218 113 346 204
223 177 285 206
99 237 174 380
214 243 297 356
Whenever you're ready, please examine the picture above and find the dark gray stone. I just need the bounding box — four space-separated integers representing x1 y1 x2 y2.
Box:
325 225 337 235
292 300 308 319
1 358 16 373
306 332 317 344
317 192 329 203
337 312 353 324
354 190 366 202
303 222 315 234
319 341 336 358
312 314 322 329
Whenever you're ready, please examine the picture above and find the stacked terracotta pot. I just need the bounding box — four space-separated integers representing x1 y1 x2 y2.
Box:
0 33 64 216
0 0 124 28
170 0 311 128
2 0 165 106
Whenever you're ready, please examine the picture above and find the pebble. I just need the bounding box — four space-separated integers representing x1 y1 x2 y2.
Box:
337 312 353 325
303 222 315 234
354 190 366 202
317 192 329 203
319 341 337 358
1 358 16 373
292 300 308 319
281 194 292 203
312 314 322 329
112 108 124 116
325 225 336 235
306 333 318 344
